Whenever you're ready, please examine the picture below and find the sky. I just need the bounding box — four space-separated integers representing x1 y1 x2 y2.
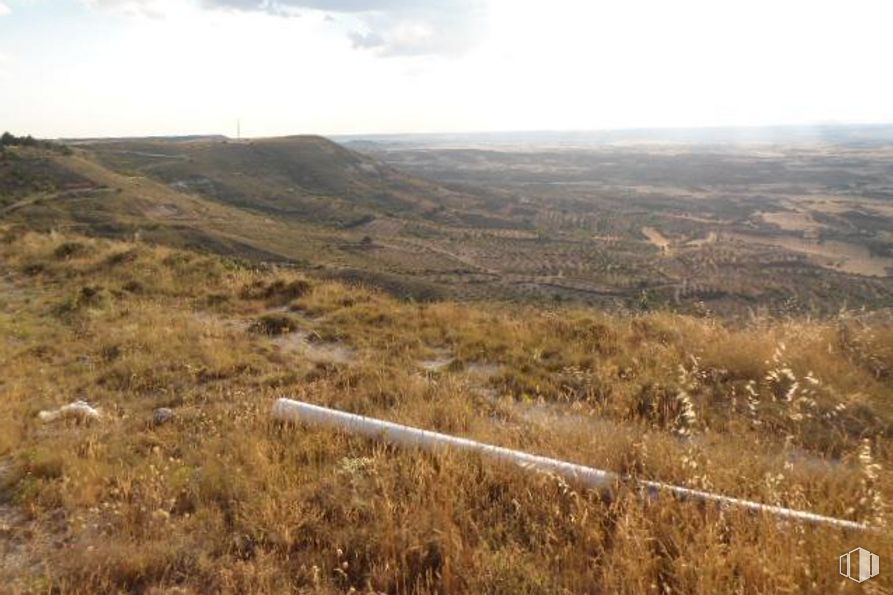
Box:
1 0 893 138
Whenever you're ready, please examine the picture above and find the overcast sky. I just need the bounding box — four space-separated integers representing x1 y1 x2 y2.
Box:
2 0 893 138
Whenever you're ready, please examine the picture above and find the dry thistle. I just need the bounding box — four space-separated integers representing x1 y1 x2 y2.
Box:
673 355 703 437
744 380 761 428
763 471 785 506
680 443 712 491
854 439 887 528
674 392 697 438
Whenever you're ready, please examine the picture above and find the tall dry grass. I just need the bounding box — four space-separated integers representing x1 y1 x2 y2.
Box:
0 226 890 593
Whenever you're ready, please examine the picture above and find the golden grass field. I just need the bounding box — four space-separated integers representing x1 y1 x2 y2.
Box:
0 225 891 593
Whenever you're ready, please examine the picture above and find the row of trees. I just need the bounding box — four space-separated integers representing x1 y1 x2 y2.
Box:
1 132 71 154
1 131 42 147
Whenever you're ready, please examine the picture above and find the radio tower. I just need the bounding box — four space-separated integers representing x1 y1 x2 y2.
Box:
237 118 241 141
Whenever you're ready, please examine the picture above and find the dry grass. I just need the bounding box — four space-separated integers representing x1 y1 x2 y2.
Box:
0 226 891 593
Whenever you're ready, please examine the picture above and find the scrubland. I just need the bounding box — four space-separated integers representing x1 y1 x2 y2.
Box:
0 226 891 593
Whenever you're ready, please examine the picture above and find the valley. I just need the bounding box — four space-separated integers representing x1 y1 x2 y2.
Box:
4 133 892 318
349 137 893 315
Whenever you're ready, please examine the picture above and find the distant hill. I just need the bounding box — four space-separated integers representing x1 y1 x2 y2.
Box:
336 123 893 149
0 137 501 302
0 144 332 262
61 134 229 144
82 135 480 226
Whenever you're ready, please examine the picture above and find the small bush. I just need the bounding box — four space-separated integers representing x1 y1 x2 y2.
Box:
104 249 140 267
632 382 682 428
78 285 110 307
24 447 65 480
122 280 144 294
20 262 45 276
204 292 231 307
250 313 300 336
54 241 92 260
239 278 312 303
55 284 113 315
161 253 194 268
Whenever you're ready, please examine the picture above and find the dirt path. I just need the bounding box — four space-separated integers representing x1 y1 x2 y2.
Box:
641 226 672 255
0 192 56 216
0 187 115 217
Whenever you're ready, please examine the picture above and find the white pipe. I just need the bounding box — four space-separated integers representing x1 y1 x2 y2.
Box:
272 398 873 532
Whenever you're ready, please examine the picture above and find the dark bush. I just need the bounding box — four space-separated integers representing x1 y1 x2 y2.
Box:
632 382 681 428
250 313 300 336
55 285 113 316
239 278 312 303
122 280 144 294
54 241 91 260
204 293 231 307
21 262 45 276
104 249 140 267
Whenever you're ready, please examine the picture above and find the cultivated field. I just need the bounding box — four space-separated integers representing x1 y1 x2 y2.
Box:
347 139 893 316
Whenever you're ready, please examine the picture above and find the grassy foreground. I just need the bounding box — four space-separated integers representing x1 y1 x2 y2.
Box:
0 225 890 593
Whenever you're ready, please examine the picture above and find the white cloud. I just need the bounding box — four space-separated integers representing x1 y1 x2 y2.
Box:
340 1 486 56
81 0 191 18
85 0 486 56
0 2 11 17
8 0 893 137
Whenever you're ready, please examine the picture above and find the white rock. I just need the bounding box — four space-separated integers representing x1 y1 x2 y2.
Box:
38 400 101 423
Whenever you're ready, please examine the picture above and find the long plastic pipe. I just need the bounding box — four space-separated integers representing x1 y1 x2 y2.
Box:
272 398 873 532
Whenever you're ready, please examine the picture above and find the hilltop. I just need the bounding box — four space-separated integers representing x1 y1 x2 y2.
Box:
0 226 890 592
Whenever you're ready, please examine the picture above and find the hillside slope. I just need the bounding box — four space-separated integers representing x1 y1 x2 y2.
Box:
1 145 346 263
83 136 481 226
0 226 890 592
0 140 500 302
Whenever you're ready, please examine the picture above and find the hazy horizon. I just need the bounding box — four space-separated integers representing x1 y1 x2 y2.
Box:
43 122 893 146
